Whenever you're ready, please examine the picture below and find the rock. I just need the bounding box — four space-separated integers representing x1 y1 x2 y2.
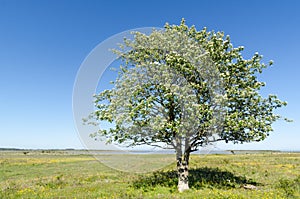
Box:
242 184 257 190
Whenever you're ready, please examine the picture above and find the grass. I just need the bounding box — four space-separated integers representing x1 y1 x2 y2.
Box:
0 150 299 198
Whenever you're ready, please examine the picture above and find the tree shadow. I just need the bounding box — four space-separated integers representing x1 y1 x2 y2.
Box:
132 167 259 190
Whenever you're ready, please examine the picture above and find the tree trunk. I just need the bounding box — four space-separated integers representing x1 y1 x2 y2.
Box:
177 151 190 192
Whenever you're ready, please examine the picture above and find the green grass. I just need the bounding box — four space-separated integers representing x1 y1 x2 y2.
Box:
0 151 299 198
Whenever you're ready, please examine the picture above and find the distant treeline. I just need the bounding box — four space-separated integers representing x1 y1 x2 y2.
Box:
0 148 77 151
0 148 23 151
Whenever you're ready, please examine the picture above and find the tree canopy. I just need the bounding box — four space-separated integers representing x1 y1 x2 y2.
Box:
90 20 287 150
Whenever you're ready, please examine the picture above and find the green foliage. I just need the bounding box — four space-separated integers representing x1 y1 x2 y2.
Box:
36 174 66 189
277 176 300 198
90 19 288 152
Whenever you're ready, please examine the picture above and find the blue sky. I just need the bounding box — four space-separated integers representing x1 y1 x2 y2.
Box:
0 0 299 150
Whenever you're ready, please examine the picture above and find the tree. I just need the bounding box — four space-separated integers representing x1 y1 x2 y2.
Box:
89 19 288 192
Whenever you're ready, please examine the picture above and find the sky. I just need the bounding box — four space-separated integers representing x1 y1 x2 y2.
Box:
0 0 299 150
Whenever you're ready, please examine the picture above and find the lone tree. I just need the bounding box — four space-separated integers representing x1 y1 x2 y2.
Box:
89 20 288 192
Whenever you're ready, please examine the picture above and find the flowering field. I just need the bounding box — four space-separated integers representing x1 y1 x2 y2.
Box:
0 150 299 198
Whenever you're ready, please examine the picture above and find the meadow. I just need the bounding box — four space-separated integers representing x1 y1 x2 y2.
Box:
0 150 299 198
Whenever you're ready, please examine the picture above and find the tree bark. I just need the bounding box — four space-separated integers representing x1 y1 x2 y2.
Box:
177 151 190 192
